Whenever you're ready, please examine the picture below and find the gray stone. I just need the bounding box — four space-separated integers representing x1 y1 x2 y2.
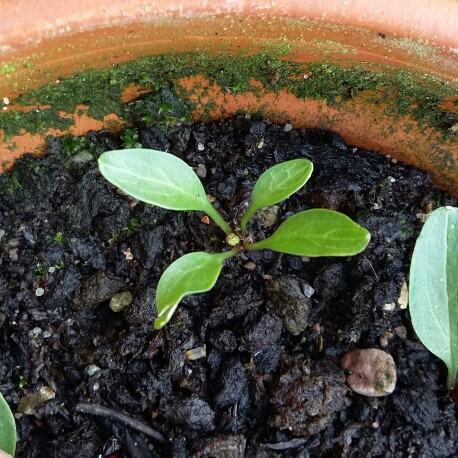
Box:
73 272 125 309
267 275 312 335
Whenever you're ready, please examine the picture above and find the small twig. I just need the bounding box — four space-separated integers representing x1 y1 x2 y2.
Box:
75 403 167 444
262 437 309 451
361 254 379 282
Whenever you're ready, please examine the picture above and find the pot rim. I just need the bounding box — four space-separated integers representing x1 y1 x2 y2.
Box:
1 0 458 51
0 1 457 197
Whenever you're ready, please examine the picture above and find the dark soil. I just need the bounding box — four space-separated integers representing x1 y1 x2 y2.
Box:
1 117 457 458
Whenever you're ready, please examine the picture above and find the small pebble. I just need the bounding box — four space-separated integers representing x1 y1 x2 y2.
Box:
186 346 207 361
257 205 280 227
109 291 133 312
31 327 42 336
340 348 397 397
284 123 292 132
35 288 45 297
244 261 256 271
302 283 315 298
68 150 93 168
397 280 408 309
393 325 407 340
85 364 102 377
382 302 395 311
2 97 9 105
197 143 205 151
123 248 134 260
196 163 207 178
388 176 396 183
17 386 55 415
379 331 394 348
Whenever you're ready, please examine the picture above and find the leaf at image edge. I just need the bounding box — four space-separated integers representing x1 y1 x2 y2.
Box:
154 251 232 329
409 206 458 390
0 392 16 456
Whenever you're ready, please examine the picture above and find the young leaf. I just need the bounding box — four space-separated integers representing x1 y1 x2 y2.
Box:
98 149 232 234
0 392 16 457
240 159 313 233
154 250 236 330
409 206 458 390
247 209 370 256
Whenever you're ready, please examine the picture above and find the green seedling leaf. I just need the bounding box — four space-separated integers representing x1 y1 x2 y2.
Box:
0 392 16 456
247 209 370 256
98 149 232 234
409 206 458 390
240 159 313 233
154 250 236 329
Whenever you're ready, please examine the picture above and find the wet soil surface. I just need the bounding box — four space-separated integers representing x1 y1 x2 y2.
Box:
1 117 457 457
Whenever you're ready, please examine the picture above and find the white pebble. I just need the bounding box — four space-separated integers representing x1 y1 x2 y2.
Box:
2 97 9 105
186 346 207 361
284 123 292 132
197 143 205 151
382 302 396 311
35 287 45 297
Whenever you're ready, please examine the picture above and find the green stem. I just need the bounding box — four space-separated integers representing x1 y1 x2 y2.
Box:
203 203 233 235
447 368 457 391
240 206 255 236
216 248 239 262
244 238 270 252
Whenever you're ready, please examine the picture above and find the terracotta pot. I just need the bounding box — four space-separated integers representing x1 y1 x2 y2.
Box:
1 0 457 196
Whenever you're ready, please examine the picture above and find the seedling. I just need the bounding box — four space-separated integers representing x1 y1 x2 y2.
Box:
99 148 370 329
53 232 65 244
0 392 16 456
122 128 142 149
409 206 458 391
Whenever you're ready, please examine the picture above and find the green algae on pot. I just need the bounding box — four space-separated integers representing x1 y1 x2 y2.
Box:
1 49 458 195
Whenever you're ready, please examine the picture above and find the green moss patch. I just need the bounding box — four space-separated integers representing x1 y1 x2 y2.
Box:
1 51 457 140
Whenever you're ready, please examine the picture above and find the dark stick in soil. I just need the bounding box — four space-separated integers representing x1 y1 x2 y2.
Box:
75 403 167 444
